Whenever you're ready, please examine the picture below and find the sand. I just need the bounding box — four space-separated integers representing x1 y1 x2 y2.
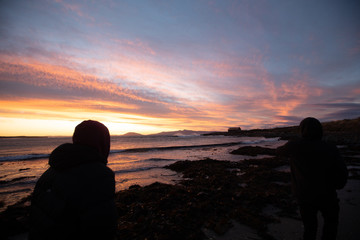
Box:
199 178 360 240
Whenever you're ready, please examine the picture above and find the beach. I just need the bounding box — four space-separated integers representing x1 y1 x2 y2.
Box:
1 119 360 240
0 134 280 212
113 144 360 240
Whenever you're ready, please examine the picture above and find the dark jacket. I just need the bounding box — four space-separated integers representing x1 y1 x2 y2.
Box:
29 143 117 240
278 139 348 203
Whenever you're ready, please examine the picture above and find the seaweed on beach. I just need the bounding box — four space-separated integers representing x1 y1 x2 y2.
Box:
115 156 297 240
230 146 277 156
0 195 31 239
0 176 36 185
2 138 359 239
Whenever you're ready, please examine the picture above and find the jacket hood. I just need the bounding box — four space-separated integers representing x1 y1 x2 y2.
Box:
299 117 323 140
49 143 106 170
72 120 110 162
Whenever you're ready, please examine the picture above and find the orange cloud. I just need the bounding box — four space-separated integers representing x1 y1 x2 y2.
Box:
0 96 234 136
0 56 239 133
0 98 138 121
0 58 154 103
259 71 323 118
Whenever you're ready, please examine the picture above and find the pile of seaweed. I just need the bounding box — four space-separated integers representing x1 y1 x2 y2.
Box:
0 195 31 239
115 144 360 240
116 148 297 240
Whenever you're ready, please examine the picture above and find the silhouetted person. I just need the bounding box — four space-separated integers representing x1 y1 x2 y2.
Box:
29 120 117 240
278 117 348 240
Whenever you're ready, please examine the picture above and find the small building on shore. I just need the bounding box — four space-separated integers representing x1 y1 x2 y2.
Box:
228 127 241 133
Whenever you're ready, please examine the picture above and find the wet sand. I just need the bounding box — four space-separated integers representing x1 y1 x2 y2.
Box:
265 179 360 240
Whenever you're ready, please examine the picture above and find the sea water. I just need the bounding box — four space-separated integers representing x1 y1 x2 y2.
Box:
0 134 286 211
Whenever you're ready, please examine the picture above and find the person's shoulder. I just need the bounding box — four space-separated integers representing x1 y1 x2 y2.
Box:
317 140 337 149
323 140 337 147
283 138 303 148
76 161 115 179
55 162 114 185
320 140 340 154
87 161 114 172
277 138 300 156
286 138 301 145
54 162 115 193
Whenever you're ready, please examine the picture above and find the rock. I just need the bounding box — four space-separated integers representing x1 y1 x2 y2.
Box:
230 146 277 156
115 157 297 239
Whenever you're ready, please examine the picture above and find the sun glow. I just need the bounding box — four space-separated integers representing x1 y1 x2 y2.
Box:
0 1 359 136
0 98 207 136
0 116 180 137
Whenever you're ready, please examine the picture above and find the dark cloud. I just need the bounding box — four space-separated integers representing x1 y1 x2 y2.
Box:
312 103 360 122
275 115 303 125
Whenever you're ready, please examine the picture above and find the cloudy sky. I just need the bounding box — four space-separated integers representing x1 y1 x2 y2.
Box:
0 0 359 136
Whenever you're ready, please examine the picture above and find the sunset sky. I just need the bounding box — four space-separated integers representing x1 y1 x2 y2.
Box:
1 0 360 136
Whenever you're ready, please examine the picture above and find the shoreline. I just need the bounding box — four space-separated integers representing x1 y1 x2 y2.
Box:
0 136 49 139
1 135 359 239
205 117 360 145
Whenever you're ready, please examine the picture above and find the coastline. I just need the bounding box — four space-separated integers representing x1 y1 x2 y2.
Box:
1 144 359 239
1 118 359 239
0 136 49 139
206 117 360 145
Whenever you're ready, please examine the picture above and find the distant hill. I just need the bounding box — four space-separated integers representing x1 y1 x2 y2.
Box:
119 130 211 137
122 132 143 137
150 130 210 137
206 117 360 145
322 117 360 132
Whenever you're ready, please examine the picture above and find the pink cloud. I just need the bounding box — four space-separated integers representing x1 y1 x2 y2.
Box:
189 54 266 96
259 71 315 117
0 58 154 103
112 38 156 56
55 0 95 22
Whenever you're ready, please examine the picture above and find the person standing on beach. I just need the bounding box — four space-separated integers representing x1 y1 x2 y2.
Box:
29 120 118 240
278 117 348 240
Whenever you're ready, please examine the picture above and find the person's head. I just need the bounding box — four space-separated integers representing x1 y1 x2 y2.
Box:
72 120 110 163
299 117 323 140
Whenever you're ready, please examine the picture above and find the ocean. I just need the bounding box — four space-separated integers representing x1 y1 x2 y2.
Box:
0 134 285 212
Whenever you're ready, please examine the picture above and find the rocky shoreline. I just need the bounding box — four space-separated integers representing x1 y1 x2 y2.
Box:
0 146 294 239
1 118 359 239
206 117 360 145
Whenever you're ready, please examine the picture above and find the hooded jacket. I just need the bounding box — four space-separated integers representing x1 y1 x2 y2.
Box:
280 139 348 203
277 118 348 203
29 143 117 240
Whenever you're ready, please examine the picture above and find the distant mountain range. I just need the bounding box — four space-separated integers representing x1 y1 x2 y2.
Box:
152 130 210 136
121 130 211 137
121 132 144 137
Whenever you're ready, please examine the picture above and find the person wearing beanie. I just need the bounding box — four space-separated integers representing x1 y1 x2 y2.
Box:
278 117 348 240
29 120 117 240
